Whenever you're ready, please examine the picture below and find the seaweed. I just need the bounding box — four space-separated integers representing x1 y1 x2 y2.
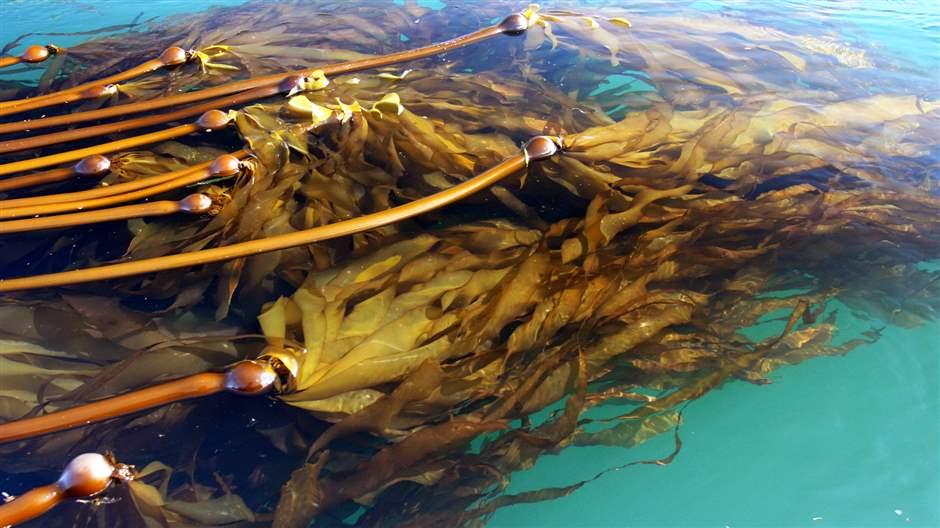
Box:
0 0 937 526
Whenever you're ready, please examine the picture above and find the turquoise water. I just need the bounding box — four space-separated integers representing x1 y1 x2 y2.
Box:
493 317 940 527
0 1 938 527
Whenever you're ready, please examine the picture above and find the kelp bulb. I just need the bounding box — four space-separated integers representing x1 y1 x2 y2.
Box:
73 154 111 176
159 46 189 66
57 453 114 498
209 154 242 177
224 360 278 395
499 14 529 35
524 136 561 161
196 109 232 131
81 84 118 99
21 45 50 63
179 193 214 214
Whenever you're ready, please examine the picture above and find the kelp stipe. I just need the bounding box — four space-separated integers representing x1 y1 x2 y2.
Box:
0 109 234 176
0 137 560 290
0 46 191 115
0 357 287 443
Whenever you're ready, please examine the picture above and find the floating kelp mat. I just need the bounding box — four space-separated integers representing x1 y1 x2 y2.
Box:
0 0 937 526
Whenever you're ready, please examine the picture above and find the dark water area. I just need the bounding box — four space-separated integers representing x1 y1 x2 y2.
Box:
0 1 937 527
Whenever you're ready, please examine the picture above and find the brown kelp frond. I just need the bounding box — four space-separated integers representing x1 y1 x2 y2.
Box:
0 110 235 177
125 459 256 526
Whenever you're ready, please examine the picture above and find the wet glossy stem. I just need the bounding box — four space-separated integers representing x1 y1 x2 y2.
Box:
0 484 64 527
0 199 197 234
0 87 108 118
0 58 165 114
0 150 246 209
0 20 515 135
0 56 24 69
0 360 276 444
0 164 221 219
0 138 558 292
0 373 226 443
323 25 504 76
0 167 74 192
0 123 201 177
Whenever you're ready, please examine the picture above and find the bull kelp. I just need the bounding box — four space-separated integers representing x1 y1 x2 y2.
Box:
0 0 937 526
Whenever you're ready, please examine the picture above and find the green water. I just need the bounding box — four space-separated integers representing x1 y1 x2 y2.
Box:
0 1 937 527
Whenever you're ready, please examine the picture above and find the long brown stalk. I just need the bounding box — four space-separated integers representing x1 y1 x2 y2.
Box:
0 84 117 118
0 151 245 209
0 14 528 136
0 110 230 177
0 483 65 527
0 167 75 192
0 85 274 154
0 56 22 69
0 136 558 292
0 154 240 219
0 453 128 527
0 359 276 444
0 47 187 115
0 193 211 234
0 154 111 192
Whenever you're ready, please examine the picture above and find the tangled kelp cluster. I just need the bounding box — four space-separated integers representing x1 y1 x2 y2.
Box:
0 1 938 526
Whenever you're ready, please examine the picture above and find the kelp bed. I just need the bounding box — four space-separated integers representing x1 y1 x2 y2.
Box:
0 1 938 526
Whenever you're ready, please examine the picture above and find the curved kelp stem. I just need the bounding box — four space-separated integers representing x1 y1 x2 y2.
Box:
0 154 111 193
0 136 560 291
0 45 59 70
0 14 529 136
0 110 232 177
0 193 213 235
0 152 245 209
0 47 188 115
0 359 281 444
0 453 134 527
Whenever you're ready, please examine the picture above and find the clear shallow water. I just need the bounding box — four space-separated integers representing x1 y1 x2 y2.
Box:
0 1 938 527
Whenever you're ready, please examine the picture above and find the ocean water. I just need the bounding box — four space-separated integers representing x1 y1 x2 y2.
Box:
0 1 937 527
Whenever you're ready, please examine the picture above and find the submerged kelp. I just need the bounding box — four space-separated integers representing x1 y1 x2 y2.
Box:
0 0 937 526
